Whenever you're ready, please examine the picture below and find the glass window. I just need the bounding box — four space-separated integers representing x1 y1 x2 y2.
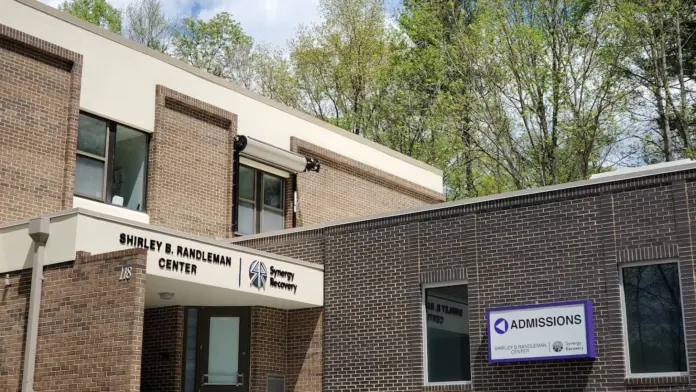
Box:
424 284 470 384
112 125 147 211
207 316 240 384
239 165 255 201
238 201 255 235
77 114 107 156
74 156 105 199
74 112 148 212
621 262 687 375
262 210 284 233
236 164 285 234
183 309 198 392
263 175 283 209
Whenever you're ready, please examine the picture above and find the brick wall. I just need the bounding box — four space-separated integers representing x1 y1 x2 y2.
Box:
286 308 323 392
0 249 146 392
148 86 237 238
238 170 696 391
291 138 444 227
250 306 287 392
140 306 184 392
246 307 322 392
0 23 81 224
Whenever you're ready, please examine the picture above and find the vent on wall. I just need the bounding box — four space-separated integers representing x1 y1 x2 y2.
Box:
267 375 285 392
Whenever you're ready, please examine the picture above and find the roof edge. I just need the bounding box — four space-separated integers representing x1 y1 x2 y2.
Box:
232 161 696 242
14 0 443 177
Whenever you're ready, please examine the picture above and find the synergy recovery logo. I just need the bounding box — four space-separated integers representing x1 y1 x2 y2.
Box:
249 260 267 289
494 318 509 334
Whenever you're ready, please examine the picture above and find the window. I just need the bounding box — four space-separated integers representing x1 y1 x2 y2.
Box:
74 112 148 212
423 283 470 384
183 308 198 392
237 165 285 235
620 261 688 376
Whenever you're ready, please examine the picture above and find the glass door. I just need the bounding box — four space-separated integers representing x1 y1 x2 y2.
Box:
196 307 250 392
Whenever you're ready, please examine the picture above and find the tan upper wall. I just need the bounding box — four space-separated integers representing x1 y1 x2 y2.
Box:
292 139 445 227
0 0 443 194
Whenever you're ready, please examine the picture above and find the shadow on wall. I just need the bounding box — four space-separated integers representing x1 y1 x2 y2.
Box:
2 268 32 392
287 308 323 392
473 333 593 390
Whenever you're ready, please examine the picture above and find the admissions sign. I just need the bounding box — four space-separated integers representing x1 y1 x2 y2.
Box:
487 300 595 363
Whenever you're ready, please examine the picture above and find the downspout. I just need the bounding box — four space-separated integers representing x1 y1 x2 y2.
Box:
292 174 297 228
232 136 246 234
22 217 50 392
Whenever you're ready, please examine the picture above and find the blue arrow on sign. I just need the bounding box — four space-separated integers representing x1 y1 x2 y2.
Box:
494 318 509 334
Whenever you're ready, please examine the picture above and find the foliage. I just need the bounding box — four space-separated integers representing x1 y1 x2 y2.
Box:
171 12 253 82
59 0 122 33
123 0 174 52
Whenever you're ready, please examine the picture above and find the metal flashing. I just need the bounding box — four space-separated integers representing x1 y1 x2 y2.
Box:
232 161 696 242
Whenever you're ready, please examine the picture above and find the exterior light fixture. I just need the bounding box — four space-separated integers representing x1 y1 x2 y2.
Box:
159 292 175 300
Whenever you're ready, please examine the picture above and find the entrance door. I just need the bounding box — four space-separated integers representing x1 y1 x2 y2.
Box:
197 307 250 392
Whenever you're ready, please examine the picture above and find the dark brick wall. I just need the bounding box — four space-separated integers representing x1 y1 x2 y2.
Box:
250 306 287 392
0 249 146 392
238 170 696 391
140 306 184 392
148 86 237 238
0 23 81 224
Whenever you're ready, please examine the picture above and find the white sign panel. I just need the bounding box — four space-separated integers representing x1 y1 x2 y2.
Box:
487 300 595 363
74 214 323 306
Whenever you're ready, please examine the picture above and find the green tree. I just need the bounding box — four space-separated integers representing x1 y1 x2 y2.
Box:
251 45 300 108
289 0 391 135
59 0 122 34
395 0 480 199
171 12 253 84
457 0 633 188
617 0 696 163
123 0 175 52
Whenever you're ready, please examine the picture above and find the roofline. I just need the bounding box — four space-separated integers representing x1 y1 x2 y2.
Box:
14 0 443 177
232 161 696 242
0 207 323 271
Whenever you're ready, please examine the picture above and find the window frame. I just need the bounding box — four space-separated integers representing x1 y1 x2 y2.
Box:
237 164 285 235
422 280 471 387
74 111 149 212
618 259 689 378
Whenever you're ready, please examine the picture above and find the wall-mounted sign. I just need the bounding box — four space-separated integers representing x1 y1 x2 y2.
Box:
119 265 132 281
249 260 268 289
119 233 234 276
487 300 595 363
247 260 298 294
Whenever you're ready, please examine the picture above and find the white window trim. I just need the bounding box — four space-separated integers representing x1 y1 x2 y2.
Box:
73 196 150 224
618 259 689 378
422 280 472 387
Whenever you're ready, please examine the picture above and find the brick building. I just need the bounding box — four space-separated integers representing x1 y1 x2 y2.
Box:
2 0 694 392
0 0 442 391
235 161 696 391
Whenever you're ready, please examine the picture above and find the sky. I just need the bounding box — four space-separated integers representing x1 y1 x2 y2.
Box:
41 0 403 49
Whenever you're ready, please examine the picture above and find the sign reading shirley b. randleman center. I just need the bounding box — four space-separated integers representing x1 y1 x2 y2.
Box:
487 300 595 363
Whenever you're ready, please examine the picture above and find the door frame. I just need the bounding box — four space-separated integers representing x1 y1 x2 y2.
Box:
181 306 251 392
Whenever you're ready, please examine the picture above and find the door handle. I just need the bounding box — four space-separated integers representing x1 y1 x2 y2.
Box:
236 373 244 387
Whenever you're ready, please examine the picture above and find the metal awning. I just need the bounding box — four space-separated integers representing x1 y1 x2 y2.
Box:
234 135 320 173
